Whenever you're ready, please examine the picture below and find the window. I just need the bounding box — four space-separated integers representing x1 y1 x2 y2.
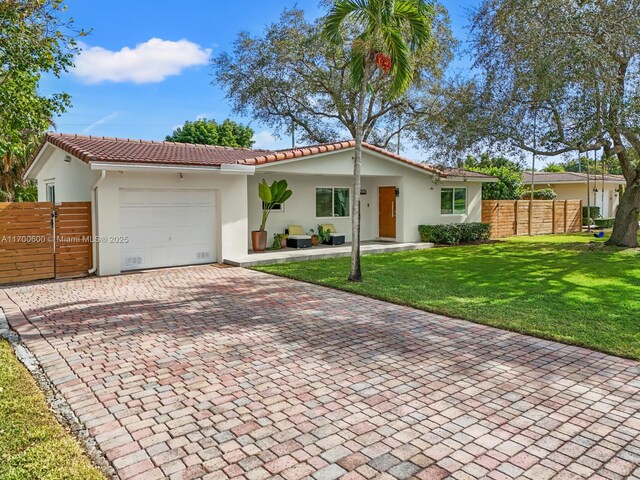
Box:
262 201 284 212
45 183 56 204
441 187 466 215
316 187 350 218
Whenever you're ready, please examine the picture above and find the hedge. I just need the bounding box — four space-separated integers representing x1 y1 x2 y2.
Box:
594 217 615 229
582 206 601 225
418 223 492 245
521 188 557 200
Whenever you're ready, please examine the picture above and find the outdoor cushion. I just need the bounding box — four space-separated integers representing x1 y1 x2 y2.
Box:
288 225 304 235
321 223 337 233
288 234 311 240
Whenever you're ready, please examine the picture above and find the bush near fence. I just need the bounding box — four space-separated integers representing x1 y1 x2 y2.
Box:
582 206 601 225
594 217 615 229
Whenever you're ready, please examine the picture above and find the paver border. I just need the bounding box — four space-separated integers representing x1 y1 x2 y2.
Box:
0 289 117 479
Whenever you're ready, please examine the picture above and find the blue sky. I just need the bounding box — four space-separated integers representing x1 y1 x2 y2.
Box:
42 0 480 156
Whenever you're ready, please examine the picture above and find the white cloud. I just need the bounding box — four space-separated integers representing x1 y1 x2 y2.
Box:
83 111 119 133
74 38 211 84
252 130 291 150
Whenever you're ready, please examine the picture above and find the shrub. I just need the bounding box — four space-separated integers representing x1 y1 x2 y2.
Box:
521 188 557 200
594 217 615 229
418 223 492 245
582 206 601 225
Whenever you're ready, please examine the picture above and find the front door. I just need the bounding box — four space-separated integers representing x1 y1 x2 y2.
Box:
379 186 396 238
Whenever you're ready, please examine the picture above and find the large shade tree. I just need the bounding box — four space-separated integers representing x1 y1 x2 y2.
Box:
0 0 84 201
213 6 452 150
421 0 640 247
322 0 435 281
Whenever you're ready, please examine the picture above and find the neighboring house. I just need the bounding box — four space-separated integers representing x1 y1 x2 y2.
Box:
26 133 495 276
523 171 625 217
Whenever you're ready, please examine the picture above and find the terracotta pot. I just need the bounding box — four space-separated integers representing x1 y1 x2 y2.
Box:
280 237 288 248
311 236 319 246
251 230 267 252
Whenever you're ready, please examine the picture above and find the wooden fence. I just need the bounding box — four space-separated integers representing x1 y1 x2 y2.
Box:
0 202 92 285
482 199 582 239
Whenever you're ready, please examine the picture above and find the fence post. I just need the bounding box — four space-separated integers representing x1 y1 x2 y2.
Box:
564 201 568 233
528 200 533 236
514 200 518 236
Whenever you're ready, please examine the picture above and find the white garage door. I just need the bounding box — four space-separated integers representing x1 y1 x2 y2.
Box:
119 189 216 271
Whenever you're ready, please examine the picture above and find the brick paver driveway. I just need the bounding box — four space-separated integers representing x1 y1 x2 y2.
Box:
1 266 639 480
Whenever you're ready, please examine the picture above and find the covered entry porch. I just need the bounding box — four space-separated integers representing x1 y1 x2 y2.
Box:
247 172 407 248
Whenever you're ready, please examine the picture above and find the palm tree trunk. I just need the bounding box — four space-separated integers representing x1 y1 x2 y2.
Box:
349 62 371 282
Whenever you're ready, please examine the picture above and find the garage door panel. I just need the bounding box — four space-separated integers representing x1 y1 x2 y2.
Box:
119 189 216 271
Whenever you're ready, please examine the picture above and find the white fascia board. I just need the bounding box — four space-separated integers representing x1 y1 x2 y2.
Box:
89 162 255 174
219 164 255 174
89 162 222 173
23 142 54 180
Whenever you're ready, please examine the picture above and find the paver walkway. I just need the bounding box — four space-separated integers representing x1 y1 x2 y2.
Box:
1 265 639 480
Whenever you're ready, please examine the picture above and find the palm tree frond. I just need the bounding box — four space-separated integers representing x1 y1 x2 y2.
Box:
382 26 412 96
323 0 368 44
393 0 434 50
349 45 367 89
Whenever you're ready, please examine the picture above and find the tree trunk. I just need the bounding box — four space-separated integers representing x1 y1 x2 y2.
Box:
349 63 371 282
606 183 640 248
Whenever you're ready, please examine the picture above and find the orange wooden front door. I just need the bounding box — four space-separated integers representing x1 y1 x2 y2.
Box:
378 187 396 238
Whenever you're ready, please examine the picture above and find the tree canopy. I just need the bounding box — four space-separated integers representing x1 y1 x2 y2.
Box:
0 0 84 200
212 7 454 149
423 0 640 246
464 154 525 200
166 118 254 148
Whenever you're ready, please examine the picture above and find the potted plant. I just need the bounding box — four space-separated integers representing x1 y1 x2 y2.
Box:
253 179 293 252
308 228 319 246
316 224 332 244
271 233 288 250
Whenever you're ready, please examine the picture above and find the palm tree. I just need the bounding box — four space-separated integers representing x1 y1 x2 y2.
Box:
323 0 434 282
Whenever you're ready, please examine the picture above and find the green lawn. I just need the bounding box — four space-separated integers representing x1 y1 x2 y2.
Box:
0 340 105 480
255 233 640 360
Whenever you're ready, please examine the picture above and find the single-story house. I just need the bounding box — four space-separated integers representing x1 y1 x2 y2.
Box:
523 171 625 217
26 133 495 276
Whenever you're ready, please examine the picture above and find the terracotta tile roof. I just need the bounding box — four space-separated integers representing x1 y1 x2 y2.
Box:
42 133 271 167
523 171 625 184
238 140 443 175
34 133 493 180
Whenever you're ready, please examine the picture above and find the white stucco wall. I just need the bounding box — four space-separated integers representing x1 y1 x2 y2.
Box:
32 146 99 202
95 170 248 276
533 182 622 217
248 149 485 245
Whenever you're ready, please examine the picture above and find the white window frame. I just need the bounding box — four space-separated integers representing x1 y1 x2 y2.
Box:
45 181 56 204
315 186 351 219
441 187 467 216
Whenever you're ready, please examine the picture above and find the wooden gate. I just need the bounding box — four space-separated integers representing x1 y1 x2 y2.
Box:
0 202 92 285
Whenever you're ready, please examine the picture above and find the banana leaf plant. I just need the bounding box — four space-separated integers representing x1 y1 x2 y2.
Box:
258 179 293 231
